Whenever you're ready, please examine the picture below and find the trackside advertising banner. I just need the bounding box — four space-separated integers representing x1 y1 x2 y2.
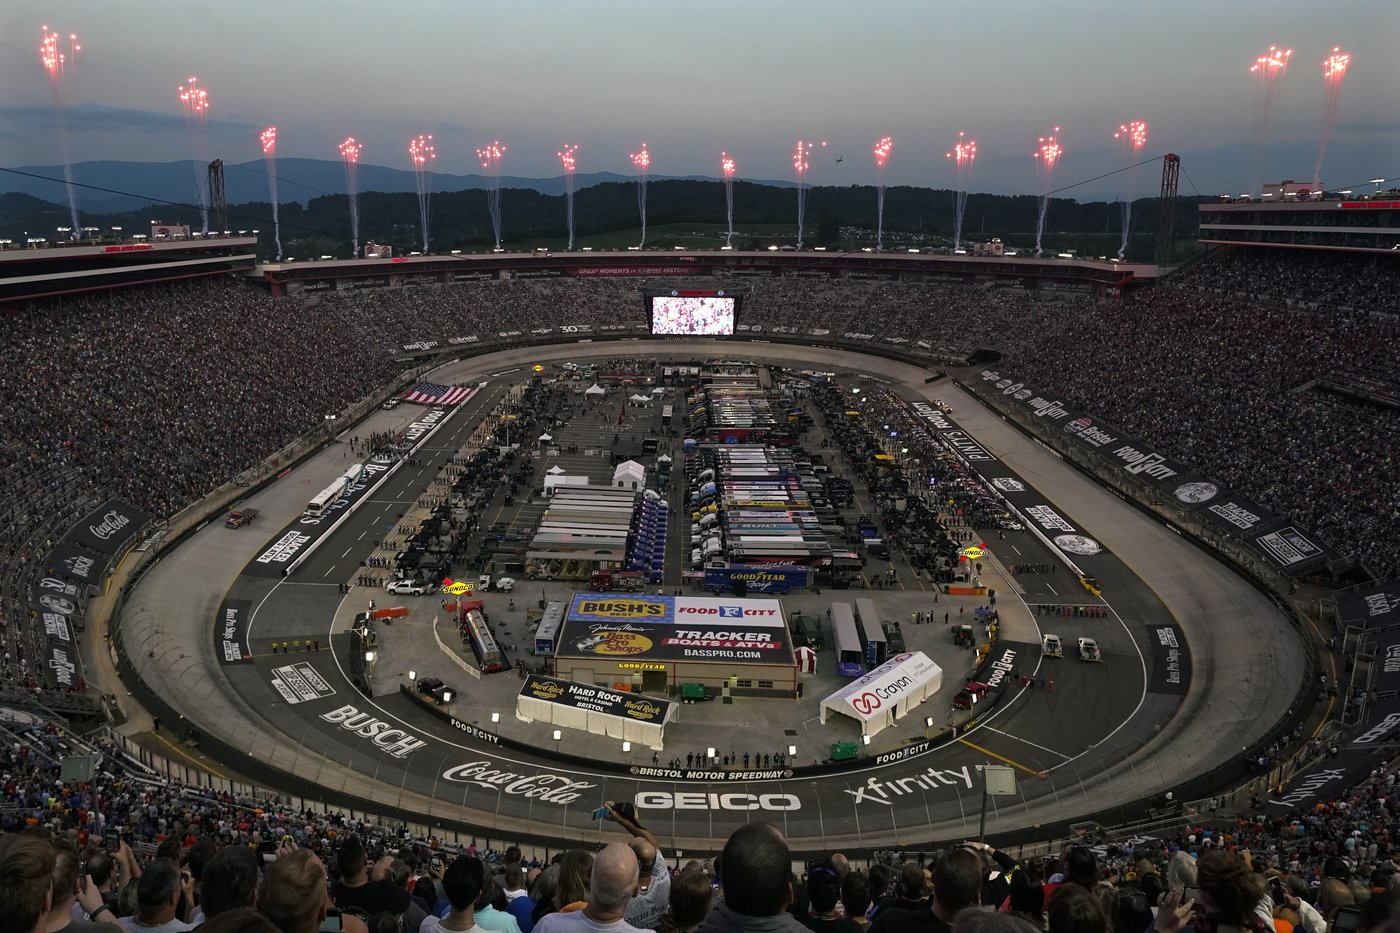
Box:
65 498 152 556
1336 582 1400 630
520 674 672 724
559 593 793 664
969 369 1339 576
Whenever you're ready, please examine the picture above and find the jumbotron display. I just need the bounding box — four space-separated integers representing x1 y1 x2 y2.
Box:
650 292 736 336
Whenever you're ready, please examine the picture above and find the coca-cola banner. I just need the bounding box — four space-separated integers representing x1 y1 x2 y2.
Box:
64 498 153 556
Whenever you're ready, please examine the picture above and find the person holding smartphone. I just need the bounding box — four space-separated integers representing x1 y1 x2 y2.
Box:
602 801 670 932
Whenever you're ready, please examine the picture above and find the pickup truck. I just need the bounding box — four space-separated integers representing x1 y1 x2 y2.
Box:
225 508 259 528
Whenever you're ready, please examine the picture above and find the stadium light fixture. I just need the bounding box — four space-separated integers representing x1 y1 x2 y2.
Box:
490 712 500 723
408 670 416 681
553 730 562 741
622 741 631 752
364 650 376 663
862 734 872 745
706 746 716 760
441 690 453 703
787 744 797 757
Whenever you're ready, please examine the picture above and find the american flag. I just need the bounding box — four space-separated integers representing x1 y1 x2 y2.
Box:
402 382 474 405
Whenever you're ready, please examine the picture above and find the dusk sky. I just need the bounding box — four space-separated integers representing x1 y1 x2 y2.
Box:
3 0 1397 200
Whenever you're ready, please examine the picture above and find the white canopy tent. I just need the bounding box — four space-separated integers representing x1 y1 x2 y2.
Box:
819 651 943 739
584 384 606 397
545 465 566 475
629 393 651 403
515 675 674 750
538 432 553 443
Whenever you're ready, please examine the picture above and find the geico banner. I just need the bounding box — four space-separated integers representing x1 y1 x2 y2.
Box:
633 791 801 811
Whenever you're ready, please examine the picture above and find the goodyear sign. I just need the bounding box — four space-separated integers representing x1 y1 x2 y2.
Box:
569 594 675 623
705 565 810 594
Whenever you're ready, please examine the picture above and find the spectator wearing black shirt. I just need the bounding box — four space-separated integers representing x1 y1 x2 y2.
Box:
870 848 982 933
697 823 806 933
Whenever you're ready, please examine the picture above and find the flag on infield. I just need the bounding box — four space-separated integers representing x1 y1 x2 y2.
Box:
402 382 473 405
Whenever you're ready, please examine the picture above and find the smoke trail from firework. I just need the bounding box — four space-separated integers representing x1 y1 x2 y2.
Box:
873 136 893 251
1315 48 1351 188
721 152 736 247
630 144 651 247
1248 45 1292 193
793 139 826 249
1033 127 1063 257
1113 120 1147 259
260 127 282 260
945 131 976 252
177 77 212 234
409 134 436 252
339 137 362 257
558 144 578 250
477 141 507 249
39 26 82 239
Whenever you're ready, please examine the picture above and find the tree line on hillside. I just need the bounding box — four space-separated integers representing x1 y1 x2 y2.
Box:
0 179 1203 262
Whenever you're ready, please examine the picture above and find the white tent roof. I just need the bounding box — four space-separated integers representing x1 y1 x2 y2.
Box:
613 460 646 484
819 651 943 738
585 383 606 395
657 454 672 463
651 387 666 394
545 465 566 475
538 432 553 442
629 393 651 402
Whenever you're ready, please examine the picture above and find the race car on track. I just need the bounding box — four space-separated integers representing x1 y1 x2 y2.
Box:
953 681 991 709
386 579 431 596
1042 634 1063 658
1077 636 1103 662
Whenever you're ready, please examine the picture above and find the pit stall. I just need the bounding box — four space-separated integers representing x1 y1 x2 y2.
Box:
550 593 797 699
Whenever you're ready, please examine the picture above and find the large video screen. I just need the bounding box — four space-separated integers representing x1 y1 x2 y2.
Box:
650 295 736 336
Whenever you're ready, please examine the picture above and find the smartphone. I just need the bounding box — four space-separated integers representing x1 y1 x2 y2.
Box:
591 806 610 822
1335 907 1361 933
104 831 120 850
261 853 277 865
319 908 344 933
430 857 443 872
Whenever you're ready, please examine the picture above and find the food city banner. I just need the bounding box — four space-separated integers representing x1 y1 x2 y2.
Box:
64 498 153 557
819 652 943 738
516 674 674 750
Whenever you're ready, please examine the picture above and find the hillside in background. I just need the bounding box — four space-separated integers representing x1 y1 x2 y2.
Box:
0 175 1205 263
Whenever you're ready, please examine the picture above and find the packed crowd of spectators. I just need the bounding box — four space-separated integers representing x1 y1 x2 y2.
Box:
4 698 1400 933
1169 250 1400 317
1004 256 1400 579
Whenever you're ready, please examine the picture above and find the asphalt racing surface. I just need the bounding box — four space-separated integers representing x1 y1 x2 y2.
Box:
119 340 1302 852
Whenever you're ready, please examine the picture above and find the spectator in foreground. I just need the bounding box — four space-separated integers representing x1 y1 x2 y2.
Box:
474 876 523 933
194 844 260 924
698 822 806 933
799 861 861 931
119 857 192 933
870 848 983 933
870 862 930 922
951 909 1040 933
653 868 713 933
604 802 671 931
532 842 648 933
259 847 369 933
49 843 122 932
502 864 537 933
420 856 487 933
1192 851 1267 933
196 907 282 933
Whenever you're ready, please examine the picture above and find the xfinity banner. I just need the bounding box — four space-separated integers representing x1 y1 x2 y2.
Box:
65 498 152 556
44 543 108 587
